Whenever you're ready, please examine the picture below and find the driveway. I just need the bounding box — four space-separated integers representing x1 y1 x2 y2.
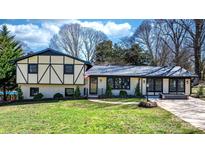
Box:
156 97 205 131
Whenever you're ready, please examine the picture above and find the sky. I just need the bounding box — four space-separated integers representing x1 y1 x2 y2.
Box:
0 19 142 52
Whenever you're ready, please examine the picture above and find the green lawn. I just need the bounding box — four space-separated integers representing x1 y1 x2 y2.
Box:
0 100 203 134
102 98 146 102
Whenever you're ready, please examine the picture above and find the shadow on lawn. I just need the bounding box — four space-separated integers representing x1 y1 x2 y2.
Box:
0 99 140 110
0 99 62 107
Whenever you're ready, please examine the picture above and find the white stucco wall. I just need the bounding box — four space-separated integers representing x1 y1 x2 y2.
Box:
19 84 85 99
97 77 107 95
141 78 147 95
163 78 169 94
185 78 191 95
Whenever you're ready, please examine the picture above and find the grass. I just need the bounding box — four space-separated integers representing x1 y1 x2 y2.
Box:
102 97 146 102
0 99 203 134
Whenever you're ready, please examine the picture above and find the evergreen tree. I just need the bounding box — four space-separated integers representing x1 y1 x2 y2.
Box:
0 25 23 101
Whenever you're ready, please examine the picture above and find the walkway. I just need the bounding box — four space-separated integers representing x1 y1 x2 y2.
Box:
88 99 139 105
156 97 205 131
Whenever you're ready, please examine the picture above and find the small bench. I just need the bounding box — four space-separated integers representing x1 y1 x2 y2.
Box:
159 93 188 99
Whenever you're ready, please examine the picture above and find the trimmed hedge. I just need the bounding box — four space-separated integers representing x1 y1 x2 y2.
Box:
33 93 44 100
53 93 64 100
119 90 128 98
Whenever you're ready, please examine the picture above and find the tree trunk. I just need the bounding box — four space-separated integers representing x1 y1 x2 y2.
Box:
3 84 6 101
194 20 202 80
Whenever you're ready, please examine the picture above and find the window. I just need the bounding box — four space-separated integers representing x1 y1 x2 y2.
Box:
28 64 38 74
90 77 98 94
169 78 185 92
64 64 74 74
107 77 130 89
147 78 162 92
65 88 74 97
177 79 185 92
30 87 39 96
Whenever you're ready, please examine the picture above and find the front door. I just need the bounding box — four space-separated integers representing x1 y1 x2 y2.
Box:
169 78 185 94
89 77 98 95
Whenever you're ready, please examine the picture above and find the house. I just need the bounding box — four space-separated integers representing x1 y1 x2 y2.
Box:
15 48 91 99
85 65 196 98
15 48 196 99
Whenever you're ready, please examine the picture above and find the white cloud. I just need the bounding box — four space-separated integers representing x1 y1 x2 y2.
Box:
80 21 132 37
1 20 132 51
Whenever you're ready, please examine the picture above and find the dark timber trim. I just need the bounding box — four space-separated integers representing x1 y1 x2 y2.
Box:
14 48 91 65
63 56 65 84
27 58 29 83
49 56 51 84
17 64 27 83
74 64 84 84
38 65 50 83
51 65 63 84
73 59 75 84
37 56 39 83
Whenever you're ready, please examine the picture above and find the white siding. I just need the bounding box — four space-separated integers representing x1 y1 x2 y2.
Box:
28 74 37 83
28 56 37 63
51 56 63 64
65 57 73 64
74 65 84 84
19 84 85 99
38 65 49 84
16 64 27 83
39 56 50 63
98 77 107 95
64 75 74 84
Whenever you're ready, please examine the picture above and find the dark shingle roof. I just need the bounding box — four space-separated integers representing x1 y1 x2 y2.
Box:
14 48 91 65
85 65 197 78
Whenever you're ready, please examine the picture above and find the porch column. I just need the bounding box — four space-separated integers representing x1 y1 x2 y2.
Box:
163 78 169 94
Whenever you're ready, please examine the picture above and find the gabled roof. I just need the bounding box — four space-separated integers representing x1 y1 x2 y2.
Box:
14 48 91 65
85 65 197 78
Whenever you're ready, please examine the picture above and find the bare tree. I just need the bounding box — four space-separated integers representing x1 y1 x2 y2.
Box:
132 20 164 65
179 19 205 80
81 27 107 62
50 24 82 58
49 23 107 61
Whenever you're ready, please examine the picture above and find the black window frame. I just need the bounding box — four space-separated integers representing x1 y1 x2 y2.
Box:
64 64 74 74
107 76 130 90
147 78 163 92
28 64 38 74
65 88 74 97
169 78 185 93
30 87 39 97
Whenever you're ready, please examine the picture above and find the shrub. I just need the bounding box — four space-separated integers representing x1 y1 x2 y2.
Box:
135 82 141 97
74 86 81 98
105 84 112 98
33 93 44 100
53 93 63 100
119 90 128 98
138 101 157 108
197 86 204 96
16 87 23 100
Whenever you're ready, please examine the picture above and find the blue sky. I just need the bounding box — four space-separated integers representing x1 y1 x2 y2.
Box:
0 19 142 51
